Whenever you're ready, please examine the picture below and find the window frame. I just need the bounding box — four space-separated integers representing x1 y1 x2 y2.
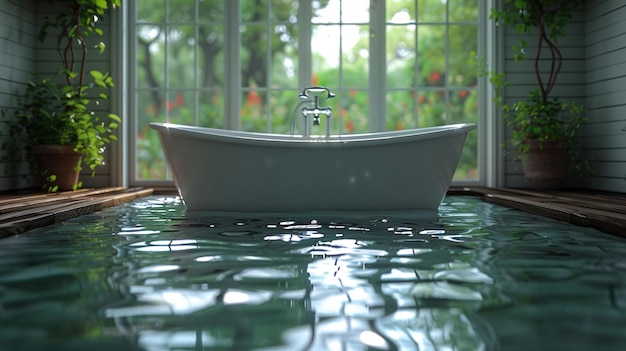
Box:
123 0 494 188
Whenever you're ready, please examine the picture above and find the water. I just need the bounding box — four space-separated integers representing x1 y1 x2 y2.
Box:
0 195 625 351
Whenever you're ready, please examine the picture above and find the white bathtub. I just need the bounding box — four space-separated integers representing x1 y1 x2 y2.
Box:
150 123 476 212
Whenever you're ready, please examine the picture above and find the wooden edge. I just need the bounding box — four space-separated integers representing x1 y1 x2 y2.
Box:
1 186 624 239
0 187 154 239
448 187 626 238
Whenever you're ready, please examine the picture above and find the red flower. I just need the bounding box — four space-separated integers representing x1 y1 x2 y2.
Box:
246 91 262 106
428 71 441 84
459 90 468 99
345 120 355 132
176 93 184 107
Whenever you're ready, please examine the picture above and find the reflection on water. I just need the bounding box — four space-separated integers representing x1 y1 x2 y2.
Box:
104 200 499 350
1 196 626 350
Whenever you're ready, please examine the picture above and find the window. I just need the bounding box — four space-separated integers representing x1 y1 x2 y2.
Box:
130 0 483 184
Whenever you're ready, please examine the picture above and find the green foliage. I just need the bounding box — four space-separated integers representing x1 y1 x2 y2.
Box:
9 78 75 146
486 0 588 176
490 0 583 103
504 89 587 174
3 0 122 190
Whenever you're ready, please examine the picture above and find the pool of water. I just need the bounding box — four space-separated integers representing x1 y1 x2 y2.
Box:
0 195 625 351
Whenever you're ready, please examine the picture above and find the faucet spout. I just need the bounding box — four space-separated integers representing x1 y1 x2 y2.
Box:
291 86 336 137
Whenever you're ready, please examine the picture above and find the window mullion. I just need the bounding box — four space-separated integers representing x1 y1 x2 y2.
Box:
369 0 386 132
224 0 241 130
298 0 312 90
484 0 499 187
445 0 450 125
266 2 272 132
194 0 200 126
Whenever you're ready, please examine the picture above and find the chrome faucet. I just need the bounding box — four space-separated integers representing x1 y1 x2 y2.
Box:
293 86 335 137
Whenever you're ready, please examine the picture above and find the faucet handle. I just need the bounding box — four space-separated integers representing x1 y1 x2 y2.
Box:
299 86 335 100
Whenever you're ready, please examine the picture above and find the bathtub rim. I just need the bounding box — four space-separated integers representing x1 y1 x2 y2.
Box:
150 122 476 147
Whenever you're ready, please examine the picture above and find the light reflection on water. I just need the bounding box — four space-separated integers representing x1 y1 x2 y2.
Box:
1 196 626 350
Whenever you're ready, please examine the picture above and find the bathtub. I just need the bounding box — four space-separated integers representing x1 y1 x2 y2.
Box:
150 122 476 212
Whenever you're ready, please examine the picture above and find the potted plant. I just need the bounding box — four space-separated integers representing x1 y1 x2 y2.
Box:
489 0 588 189
3 0 121 192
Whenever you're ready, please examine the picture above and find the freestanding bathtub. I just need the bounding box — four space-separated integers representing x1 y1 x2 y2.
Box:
150 122 476 212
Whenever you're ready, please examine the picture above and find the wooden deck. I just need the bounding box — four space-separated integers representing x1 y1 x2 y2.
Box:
449 187 626 238
0 187 153 238
0 187 624 239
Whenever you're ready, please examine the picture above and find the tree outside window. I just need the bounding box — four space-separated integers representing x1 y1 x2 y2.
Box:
133 0 480 182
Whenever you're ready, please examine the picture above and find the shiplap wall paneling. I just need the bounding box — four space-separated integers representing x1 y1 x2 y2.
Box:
584 1 626 193
501 7 587 188
0 0 36 191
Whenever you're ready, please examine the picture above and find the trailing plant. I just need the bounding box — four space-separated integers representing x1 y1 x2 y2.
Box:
486 0 589 175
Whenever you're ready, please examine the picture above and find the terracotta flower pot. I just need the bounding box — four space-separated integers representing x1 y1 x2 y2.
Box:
521 139 569 189
31 145 83 191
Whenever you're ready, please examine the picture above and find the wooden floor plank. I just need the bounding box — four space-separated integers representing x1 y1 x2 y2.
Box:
450 187 626 238
0 186 624 239
0 187 154 238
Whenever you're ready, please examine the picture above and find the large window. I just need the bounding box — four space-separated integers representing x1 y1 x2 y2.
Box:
130 0 483 183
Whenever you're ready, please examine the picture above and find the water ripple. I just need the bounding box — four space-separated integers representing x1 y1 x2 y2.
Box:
1 195 625 350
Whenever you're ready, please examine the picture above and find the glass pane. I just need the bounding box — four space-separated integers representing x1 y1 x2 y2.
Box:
417 25 445 87
452 89 478 180
270 90 296 134
450 89 477 124
386 25 415 88
197 25 224 88
271 24 298 88
166 26 196 89
272 52 298 89
341 90 368 134
449 24 477 87
199 0 225 23
270 0 298 22
387 1 415 23
342 0 369 23
418 0 446 22
417 90 446 127
136 90 168 180
166 91 195 125
312 24 340 86
168 1 194 23
241 90 268 132
137 0 164 23
343 25 369 88
136 25 163 89
450 0 478 22
386 91 416 130
313 0 339 23
198 90 224 128
241 0 268 22
241 24 268 88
